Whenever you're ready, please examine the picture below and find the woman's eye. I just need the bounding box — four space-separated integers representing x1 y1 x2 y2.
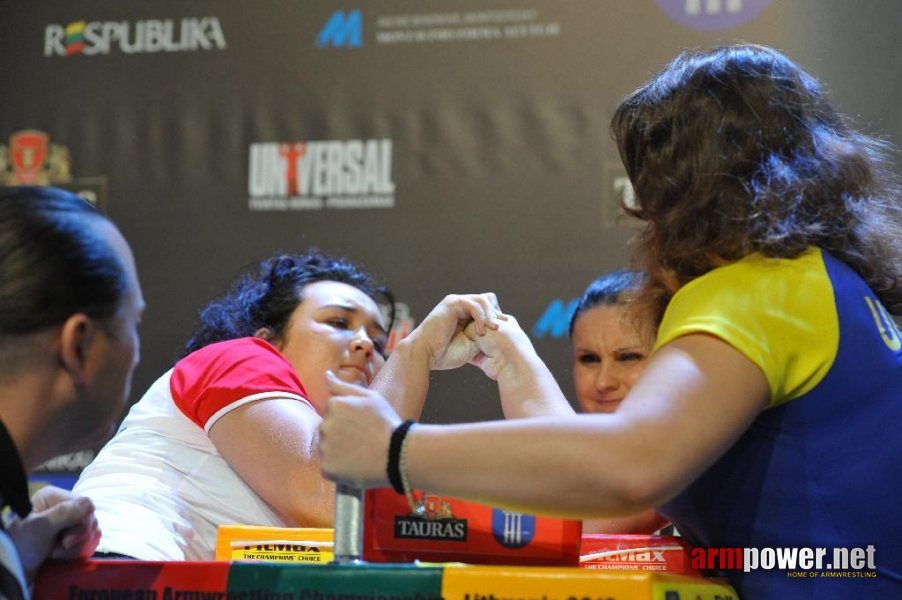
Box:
327 318 349 329
577 354 600 365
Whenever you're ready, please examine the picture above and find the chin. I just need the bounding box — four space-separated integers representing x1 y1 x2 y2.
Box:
591 401 621 414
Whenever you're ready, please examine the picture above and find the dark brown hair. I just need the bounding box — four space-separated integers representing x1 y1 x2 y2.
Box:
0 186 126 334
611 44 902 326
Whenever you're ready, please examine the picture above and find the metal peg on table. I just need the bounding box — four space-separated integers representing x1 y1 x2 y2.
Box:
332 483 365 564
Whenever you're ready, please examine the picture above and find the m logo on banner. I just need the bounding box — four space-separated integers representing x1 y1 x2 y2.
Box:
316 10 362 48
533 298 578 339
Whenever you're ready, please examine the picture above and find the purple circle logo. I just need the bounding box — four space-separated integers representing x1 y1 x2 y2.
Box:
655 0 773 31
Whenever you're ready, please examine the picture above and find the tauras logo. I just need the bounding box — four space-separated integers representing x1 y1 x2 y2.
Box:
45 17 227 56
394 516 468 541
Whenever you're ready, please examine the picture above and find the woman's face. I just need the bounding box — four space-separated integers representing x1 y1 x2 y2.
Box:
272 280 387 412
571 304 650 414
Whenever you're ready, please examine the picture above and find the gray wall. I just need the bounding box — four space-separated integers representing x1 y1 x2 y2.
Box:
2 1 900 481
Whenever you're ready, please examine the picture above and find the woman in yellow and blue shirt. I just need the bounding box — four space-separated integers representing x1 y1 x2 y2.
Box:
317 44 902 599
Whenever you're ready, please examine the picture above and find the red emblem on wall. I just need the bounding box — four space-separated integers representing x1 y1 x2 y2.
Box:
0 128 107 209
9 130 49 184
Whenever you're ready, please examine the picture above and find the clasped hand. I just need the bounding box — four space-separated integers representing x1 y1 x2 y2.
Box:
319 292 517 488
417 292 504 370
418 293 534 381
6 485 100 583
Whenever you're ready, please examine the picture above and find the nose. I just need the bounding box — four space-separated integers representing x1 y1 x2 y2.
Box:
349 327 375 358
594 362 619 393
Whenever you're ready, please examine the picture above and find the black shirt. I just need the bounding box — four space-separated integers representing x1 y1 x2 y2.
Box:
0 419 31 520
1 418 31 600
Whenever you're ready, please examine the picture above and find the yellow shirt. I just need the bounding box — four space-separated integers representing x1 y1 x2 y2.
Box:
653 247 838 407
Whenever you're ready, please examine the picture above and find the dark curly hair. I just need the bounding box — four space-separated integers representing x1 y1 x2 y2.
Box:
611 44 902 326
568 270 644 339
182 250 393 357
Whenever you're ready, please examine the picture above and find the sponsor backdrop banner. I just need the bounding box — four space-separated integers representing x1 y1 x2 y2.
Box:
2 1 900 484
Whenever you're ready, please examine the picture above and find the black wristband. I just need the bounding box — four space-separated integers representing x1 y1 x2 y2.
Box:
387 419 416 494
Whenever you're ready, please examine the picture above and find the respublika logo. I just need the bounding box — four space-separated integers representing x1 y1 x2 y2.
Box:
491 509 535 549
248 139 395 211
317 10 363 48
655 0 773 31
533 298 578 339
44 17 227 56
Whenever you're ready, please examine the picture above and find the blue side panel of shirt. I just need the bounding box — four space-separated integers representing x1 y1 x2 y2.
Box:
660 252 902 599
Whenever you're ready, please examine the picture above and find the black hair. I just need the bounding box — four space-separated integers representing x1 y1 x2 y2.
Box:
0 186 127 335
182 250 393 356
568 270 643 339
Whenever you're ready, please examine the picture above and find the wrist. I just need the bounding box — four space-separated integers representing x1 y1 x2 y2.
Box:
386 420 417 494
493 343 539 385
401 329 442 369
386 420 428 517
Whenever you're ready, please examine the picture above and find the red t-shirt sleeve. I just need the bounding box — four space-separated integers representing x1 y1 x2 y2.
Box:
170 337 310 432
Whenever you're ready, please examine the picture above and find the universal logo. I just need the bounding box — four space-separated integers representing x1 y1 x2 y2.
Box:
248 139 395 211
394 495 468 542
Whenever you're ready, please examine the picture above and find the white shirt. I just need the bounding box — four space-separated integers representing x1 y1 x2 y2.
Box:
74 338 310 560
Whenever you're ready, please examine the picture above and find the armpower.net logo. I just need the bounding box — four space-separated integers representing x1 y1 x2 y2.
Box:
695 545 878 579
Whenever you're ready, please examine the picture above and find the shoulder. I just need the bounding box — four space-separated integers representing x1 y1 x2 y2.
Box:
668 248 829 311
656 248 838 406
175 337 290 373
173 337 303 393
171 337 309 430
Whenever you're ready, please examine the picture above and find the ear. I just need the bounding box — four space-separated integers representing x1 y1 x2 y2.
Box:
254 327 274 341
58 314 98 386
